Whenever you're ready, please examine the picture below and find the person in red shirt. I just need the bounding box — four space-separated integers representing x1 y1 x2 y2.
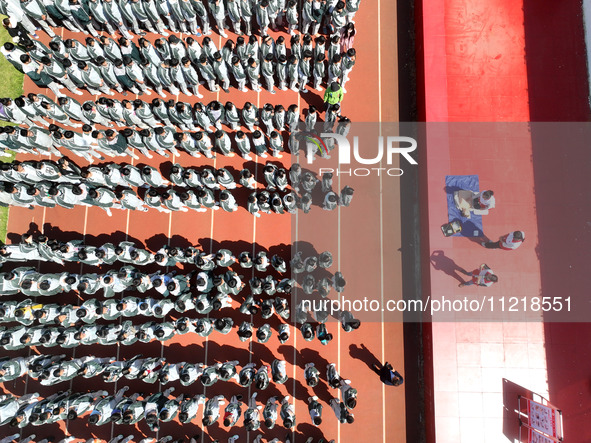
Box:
459 263 498 287
482 231 525 250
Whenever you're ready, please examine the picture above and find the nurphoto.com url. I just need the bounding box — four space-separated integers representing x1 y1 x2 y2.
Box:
301 295 572 316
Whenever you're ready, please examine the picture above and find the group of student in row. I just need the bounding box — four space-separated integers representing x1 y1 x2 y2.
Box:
0 116 348 163
0 178 350 215
1 0 361 42
1 233 294 271
0 436 336 443
0 95 345 141
1 16 356 97
0 382 353 432
0 156 354 215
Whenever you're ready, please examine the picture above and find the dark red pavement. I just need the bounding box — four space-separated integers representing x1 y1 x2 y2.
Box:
418 0 591 441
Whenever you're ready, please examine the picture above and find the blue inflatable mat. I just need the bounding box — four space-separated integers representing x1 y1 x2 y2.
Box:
445 175 484 237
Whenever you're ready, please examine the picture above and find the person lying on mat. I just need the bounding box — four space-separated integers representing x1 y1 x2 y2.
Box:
458 263 498 287
454 189 495 218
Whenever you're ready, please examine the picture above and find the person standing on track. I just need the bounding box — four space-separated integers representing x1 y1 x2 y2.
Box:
323 81 344 112
482 231 525 250
373 361 404 386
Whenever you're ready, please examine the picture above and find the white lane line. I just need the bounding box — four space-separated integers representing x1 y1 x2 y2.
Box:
291 145 299 442
202 197 215 443
109 199 128 442
68 205 89 434
201 329 210 442
377 0 387 439
337 156 342 443
82 206 88 237
68 207 88 389
41 206 47 233
158 208 173 440
257 87 261 109
380 164 386 443
125 209 130 241
210 151 217 252
245 139 261 443
378 0 383 123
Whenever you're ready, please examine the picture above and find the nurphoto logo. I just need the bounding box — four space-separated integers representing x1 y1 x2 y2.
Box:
304 132 419 177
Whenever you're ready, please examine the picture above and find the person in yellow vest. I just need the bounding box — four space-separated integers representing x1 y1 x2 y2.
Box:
323 81 344 112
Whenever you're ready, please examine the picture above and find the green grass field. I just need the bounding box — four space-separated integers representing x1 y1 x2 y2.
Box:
0 16 24 242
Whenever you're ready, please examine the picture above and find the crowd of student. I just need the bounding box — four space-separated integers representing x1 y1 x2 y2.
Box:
0 384 354 432
0 231 357 438
0 96 350 154
1 21 356 96
0 93 351 162
0 0 369 440
1 0 361 42
0 152 354 214
0 350 358 430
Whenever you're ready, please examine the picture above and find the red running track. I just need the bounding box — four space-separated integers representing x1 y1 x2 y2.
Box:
1 0 408 442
